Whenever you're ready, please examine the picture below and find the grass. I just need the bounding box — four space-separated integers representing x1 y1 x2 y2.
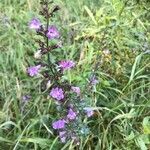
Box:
0 0 150 149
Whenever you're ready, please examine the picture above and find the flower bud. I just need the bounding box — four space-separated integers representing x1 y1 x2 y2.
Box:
46 80 51 89
34 50 42 59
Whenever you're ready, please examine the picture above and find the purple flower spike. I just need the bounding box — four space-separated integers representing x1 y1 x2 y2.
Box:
27 65 41 77
46 25 60 39
52 119 66 129
59 131 66 143
71 86 80 96
67 108 77 120
29 18 41 30
84 107 94 117
50 87 64 101
59 60 75 71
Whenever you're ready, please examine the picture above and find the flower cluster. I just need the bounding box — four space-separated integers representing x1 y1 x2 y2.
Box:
47 25 60 39
27 65 41 77
50 87 64 101
58 60 75 71
27 0 97 145
29 18 41 30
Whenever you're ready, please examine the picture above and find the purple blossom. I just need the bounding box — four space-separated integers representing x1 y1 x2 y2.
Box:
59 131 66 143
29 18 41 30
46 25 60 39
67 108 77 120
58 60 75 71
50 87 64 101
90 75 99 85
84 107 94 117
27 65 41 77
22 95 31 102
71 86 80 96
52 119 66 129
91 79 99 85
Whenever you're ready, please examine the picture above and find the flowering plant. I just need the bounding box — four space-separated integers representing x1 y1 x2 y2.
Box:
27 0 98 144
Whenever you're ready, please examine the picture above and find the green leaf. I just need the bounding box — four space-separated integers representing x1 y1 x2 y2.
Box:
84 6 97 25
143 117 150 134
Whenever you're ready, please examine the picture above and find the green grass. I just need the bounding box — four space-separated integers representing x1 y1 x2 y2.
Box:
0 0 150 149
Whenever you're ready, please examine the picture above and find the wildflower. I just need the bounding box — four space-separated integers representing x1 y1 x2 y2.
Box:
46 25 60 39
27 65 41 77
59 131 66 143
29 18 41 30
22 95 31 102
84 107 94 117
71 86 80 96
90 75 99 85
52 119 66 129
50 87 64 101
91 78 99 85
58 60 75 71
67 108 77 120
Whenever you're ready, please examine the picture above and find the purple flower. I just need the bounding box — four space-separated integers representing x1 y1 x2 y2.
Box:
29 18 41 30
86 110 94 117
46 25 60 39
50 87 64 101
59 131 66 143
84 107 94 117
22 95 31 102
58 60 75 71
90 75 99 85
67 108 77 120
71 86 80 96
27 65 41 77
52 119 66 129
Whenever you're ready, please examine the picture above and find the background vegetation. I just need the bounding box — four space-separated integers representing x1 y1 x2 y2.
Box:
0 0 150 149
